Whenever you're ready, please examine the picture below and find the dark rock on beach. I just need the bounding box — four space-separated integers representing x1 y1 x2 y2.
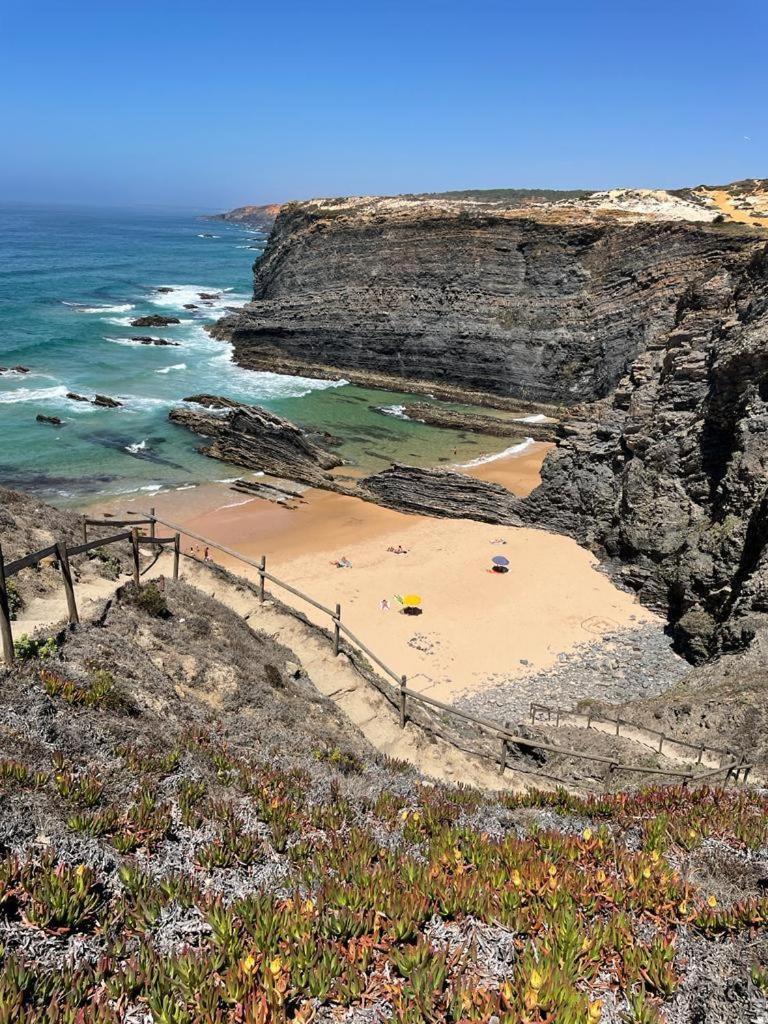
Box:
0 365 30 375
93 394 123 408
169 396 344 485
66 391 90 402
155 286 175 293
198 292 220 300
35 414 64 426
361 464 520 522
131 314 181 328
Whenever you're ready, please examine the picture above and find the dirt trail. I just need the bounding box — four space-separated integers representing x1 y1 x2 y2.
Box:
705 189 768 227
15 552 537 792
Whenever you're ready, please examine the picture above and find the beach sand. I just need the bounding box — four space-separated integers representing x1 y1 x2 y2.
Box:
91 442 660 705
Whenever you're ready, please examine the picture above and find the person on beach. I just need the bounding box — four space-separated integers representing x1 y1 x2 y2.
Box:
387 544 408 555
379 598 390 612
331 555 352 568
204 547 210 561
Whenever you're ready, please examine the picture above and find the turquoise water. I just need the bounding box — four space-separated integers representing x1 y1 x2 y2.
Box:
0 204 514 506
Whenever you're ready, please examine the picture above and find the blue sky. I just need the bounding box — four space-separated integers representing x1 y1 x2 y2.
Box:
1 0 766 208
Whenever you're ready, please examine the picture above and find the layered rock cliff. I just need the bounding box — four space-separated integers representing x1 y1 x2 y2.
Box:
519 242 768 660
211 193 761 404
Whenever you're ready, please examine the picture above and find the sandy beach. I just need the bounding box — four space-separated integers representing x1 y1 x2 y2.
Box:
90 442 660 703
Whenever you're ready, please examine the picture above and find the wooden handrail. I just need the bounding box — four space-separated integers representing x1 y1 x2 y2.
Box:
530 701 735 762
0 506 754 789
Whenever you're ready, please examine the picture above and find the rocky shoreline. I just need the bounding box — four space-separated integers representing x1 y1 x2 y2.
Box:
455 621 691 727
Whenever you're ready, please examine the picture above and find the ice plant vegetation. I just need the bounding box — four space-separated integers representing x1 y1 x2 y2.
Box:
1 708 767 1023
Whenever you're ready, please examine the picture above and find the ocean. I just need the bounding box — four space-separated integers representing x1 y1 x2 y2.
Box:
0 204 520 507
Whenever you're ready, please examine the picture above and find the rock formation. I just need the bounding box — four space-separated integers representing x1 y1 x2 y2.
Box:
518 244 768 661
377 402 561 441
207 203 282 230
169 397 343 485
211 192 764 404
131 315 180 328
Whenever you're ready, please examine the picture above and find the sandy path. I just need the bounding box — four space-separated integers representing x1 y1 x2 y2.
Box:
705 189 768 228
177 557 535 791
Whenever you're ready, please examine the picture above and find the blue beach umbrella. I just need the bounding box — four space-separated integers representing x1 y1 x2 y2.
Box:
492 555 510 567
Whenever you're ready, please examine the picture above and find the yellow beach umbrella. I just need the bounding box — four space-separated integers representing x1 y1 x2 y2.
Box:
402 594 422 607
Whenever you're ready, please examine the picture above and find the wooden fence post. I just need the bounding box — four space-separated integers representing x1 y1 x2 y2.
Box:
56 541 79 625
399 675 407 728
131 529 140 588
258 556 266 602
499 720 510 775
586 710 592 729
333 604 341 657
615 717 621 737
149 507 157 552
658 734 664 755
604 762 616 793
82 520 88 545
173 533 180 580
0 545 14 666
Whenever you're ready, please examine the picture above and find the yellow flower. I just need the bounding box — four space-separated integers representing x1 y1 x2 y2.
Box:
501 980 514 1002
583 827 593 841
269 955 283 977
650 850 660 863
530 968 543 990
707 895 718 908
548 865 557 877
642 866 651 879
75 864 87 877
588 999 603 1021
688 829 697 839
678 901 688 916
241 954 256 974
511 869 522 887
302 898 315 914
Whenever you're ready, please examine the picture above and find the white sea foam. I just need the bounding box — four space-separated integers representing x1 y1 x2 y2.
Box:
155 363 187 374
380 404 408 419
147 284 249 313
125 440 148 454
458 438 535 467
218 497 256 510
103 316 136 327
64 302 135 314
0 384 69 405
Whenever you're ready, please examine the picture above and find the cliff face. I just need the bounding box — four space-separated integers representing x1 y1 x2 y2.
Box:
212 197 759 403
520 243 768 660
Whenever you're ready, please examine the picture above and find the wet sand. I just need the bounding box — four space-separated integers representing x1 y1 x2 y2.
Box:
90 442 660 703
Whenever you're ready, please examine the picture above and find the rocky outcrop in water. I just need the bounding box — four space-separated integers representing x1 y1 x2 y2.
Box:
169 397 343 485
212 195 761 403
379 403 561 441
131 315 180 328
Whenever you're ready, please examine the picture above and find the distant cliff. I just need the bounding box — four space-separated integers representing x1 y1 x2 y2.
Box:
211 189 765 403
207 203 281 230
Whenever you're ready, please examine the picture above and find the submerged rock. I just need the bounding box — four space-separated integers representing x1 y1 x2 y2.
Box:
132 336 180 347
93 394 123 408
36 414 64 426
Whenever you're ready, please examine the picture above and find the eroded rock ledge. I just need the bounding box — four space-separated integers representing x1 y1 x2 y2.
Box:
212 196 762 404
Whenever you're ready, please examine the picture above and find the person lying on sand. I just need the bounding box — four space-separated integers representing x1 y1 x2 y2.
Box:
387 544 409 555
331 556 352 568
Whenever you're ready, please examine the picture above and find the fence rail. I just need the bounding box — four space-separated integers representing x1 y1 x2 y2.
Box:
0 507 754 790
529 702 744 773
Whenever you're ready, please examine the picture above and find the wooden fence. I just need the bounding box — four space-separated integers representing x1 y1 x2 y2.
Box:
0 507 753 789
530 702 748 778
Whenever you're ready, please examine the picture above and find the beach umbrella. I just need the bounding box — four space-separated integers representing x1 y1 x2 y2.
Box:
492 555 510 567
402 594 422 607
